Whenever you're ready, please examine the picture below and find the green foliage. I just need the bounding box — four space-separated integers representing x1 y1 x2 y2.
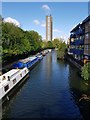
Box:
57 51 65 59
27 31 42 51
81 63 90 80
53 38 67 59
47 41 53 48
2 22 43 62
52 39 60 48
2 22 26 55
41 41 48 49
41 41 53 49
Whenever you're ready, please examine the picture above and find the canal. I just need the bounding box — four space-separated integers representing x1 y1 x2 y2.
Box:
2 50 90 120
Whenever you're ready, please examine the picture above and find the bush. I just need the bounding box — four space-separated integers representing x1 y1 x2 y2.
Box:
57 41 67 59
81 62 90 80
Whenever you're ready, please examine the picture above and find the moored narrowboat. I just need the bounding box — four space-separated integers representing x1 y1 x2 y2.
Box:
0 67 29 104
37 55 43 60
12 56 39 69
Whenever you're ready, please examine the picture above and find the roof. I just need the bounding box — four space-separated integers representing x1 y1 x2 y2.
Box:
82 15 90 24
20 58 30 63
70 15 90 33
0 67 28 87
19 56 37 63
70 23 80 33
0 69 19 87
1 69 19 78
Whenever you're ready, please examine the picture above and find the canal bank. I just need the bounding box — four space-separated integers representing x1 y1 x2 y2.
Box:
2 50 90 120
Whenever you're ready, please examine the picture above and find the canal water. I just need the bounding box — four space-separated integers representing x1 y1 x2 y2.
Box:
2 50 90 120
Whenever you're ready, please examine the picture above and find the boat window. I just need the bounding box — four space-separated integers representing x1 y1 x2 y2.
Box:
3 76 6 80
4 85 9 92
25 70 26 73
20 73 22 77
8 76 10 81
13 79 17 84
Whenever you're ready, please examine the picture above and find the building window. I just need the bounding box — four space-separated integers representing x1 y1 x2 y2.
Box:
80 36 84 40
89 21 90 26
85 33 89 39
13 79 16 84
85 45 88 50
76 37 79 40
82 45 84 49
79 45 82 49
85 26 88 29
80 36 82 40
4 85 9 92
86 45 88 50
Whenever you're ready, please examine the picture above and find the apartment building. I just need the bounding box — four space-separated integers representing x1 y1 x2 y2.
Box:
69 15 90 64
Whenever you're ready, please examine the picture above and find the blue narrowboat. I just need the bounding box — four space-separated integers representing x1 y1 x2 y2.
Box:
12 56 39 69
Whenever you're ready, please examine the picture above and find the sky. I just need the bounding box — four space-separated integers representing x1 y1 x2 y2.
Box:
2 2 89 42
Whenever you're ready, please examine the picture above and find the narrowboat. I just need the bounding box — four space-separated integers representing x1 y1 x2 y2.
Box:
36 53 43 60
41 51 47 56
12 56 39 69
0 67 29 104
48 49 52 52
37 55 43 60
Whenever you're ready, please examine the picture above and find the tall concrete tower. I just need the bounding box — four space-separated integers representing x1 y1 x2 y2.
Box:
46 15 53 41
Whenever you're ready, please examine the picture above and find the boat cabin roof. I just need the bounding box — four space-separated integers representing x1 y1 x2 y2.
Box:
0 68 28 88
19 56 37 63
19 58 30 63
0 69 19 88
0 69 19 81
1 69 19 78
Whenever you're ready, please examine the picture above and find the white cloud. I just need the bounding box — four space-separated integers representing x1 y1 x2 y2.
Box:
53 29 61 33
33 19 40 25
4 17 20 27
33 20 46 28
41 22 46 27
42 5 51 11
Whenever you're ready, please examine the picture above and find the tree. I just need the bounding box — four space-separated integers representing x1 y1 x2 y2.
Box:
47 41 53 48
52 39 61 48
52 38 67 59
41 41 47 49
27 31 42 51
81 63 90 80
2 21 43 63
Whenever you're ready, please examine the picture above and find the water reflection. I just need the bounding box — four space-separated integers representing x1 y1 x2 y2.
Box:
45 53 52 81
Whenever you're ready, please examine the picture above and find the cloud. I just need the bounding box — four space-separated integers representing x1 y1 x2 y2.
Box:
4 17 20 27
53 29 61 33
42 5 51 11
41 22 46 27
42 5 51 14
33 19 40 25
33 19 46 28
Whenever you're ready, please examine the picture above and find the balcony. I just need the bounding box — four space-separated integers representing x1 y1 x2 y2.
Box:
70 34 76 38
79 39 84 45
70 41 75 45
75 29 85 35
74 39 84 45
73 49 84 55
